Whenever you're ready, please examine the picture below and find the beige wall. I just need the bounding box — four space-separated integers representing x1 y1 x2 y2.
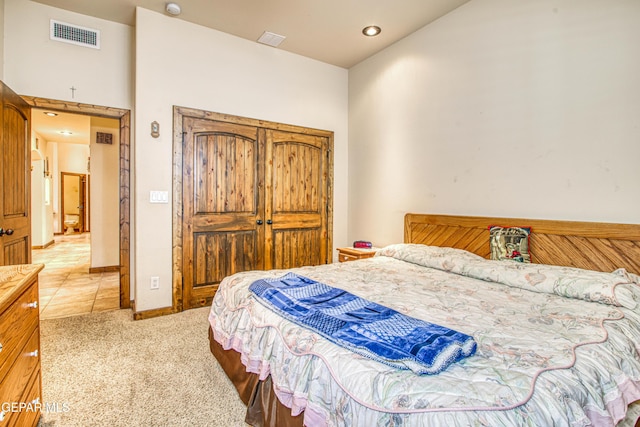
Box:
4 0 134 292
56 142 90 228
3 0 349 312
89 117 120 268
30 132 54 247
29 121 119 270
0 0 4 80
8 0 640 312
134 8 349 311
30 153 46 246
348 0 640 246
3 0 133 107
57 143 90 174
48 143 59 232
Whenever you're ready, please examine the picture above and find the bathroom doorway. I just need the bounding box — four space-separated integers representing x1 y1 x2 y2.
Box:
61 172 88 234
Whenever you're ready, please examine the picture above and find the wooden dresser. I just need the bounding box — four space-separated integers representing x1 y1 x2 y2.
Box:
0 264 44 426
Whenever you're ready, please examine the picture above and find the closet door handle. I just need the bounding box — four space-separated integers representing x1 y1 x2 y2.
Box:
256 220 263 225
0 228 13 236
266 219 273 225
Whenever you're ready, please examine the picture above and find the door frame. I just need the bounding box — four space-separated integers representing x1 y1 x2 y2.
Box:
21 96 131 310
60 172 87 233
170 106 334 315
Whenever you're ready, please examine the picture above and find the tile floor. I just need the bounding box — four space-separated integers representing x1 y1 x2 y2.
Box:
32 233 120 320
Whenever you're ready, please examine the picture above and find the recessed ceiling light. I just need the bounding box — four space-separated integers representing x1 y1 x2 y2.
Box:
165 2 181 16
59 131 73 136
362 26 382 37
44 112 58 117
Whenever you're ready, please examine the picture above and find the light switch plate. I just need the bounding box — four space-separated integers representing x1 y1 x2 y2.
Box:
150 190 169 204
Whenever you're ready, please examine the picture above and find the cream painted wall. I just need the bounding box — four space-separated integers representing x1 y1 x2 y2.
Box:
3 0 132 108
348 0 640 247
56 142 89 234
4 0 133 294
57 143 89 172
0 0 5 80
49 143 59 232
89 117 120 268
3 0 348 313
31 132 54 247
134 8 348 311
31 158 46 245
7 0 639 312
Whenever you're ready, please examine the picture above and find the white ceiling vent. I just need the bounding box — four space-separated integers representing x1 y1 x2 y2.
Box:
50 20 100 49
257 31 286 48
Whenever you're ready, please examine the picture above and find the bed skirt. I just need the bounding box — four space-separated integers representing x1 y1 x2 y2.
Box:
208 326 305 427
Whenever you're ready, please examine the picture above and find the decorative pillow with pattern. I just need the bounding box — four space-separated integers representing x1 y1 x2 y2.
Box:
489 226 531 263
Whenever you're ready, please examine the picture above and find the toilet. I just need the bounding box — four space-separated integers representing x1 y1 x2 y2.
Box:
64 214 80 234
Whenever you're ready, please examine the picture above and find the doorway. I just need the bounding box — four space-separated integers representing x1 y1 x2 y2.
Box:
60 172 87 234
23 96 131 309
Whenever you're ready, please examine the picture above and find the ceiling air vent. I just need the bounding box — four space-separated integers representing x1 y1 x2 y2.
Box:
257 31 286 48
50 20 100 49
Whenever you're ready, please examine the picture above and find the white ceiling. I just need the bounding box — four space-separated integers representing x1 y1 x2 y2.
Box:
31 109 91 145
31 0 471 69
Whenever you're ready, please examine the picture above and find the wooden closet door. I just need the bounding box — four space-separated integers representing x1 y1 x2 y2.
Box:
182 117 264 309
264 130 329 269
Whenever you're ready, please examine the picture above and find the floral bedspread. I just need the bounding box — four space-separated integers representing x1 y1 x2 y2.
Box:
208 244 640 426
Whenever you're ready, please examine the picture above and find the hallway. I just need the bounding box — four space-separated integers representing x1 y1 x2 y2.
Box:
33 233 120 320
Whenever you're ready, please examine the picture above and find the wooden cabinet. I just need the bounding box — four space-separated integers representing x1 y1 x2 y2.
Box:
0 264 44 426
177 108 334 309
337 247 378 263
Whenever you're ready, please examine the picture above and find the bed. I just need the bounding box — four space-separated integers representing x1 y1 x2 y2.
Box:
208 213 640 426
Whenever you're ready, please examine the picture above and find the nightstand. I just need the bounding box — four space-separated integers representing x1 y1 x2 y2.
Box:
337 247 378 263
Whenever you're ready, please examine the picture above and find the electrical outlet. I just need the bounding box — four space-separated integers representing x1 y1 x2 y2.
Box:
150 276 160 290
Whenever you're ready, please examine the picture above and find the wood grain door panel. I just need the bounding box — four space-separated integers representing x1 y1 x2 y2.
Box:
189 230 258 307
265 130 328 268
0 81 31 265
176 107 333 312
3 106 27 215
182 117 264 309
194 133 256 215
273 228 322 269
3 238 29 265
271 140 322 213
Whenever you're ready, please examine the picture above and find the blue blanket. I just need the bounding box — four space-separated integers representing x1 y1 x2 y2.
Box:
249 273 477 375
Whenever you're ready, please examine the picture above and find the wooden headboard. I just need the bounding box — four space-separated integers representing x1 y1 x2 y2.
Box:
404 213 640 275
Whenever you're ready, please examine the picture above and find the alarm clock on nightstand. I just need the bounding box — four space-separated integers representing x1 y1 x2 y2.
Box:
353 240 373 249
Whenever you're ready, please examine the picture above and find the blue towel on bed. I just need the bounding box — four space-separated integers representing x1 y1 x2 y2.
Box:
249 273 477 375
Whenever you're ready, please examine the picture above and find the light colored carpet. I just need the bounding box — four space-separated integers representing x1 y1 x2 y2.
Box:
37 307 248 427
